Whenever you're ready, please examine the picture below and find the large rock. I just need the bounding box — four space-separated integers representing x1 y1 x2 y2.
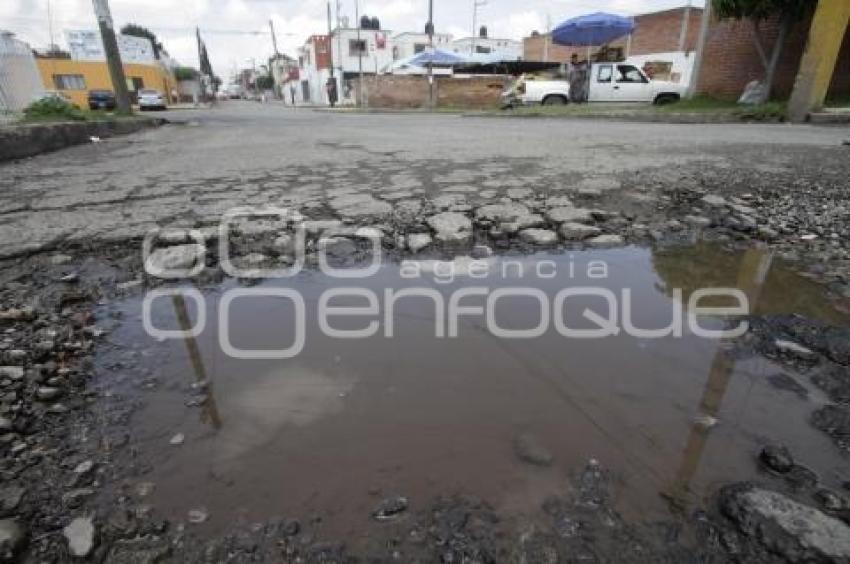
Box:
0 519 25 560
559 222 601 241
107 538 171 564
501 214 545 234
318 237 357 259
303 220 343 236
0 367 23 381
720 484 850 561
811 405 850 452
145 244 204 275
545 207 595 225
407 233 432 253
427 212 473 244
329 194 392 219
586 234 624 248
475 203 531 223
701 194 728 208
63 517 96 558
513 433 554 467
519 229 558 246
372 496 409 521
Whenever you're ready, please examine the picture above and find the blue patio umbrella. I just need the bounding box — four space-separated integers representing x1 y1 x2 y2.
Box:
552 12 635 47
408 49 467 66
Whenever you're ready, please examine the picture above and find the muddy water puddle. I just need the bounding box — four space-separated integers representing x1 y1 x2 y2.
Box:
95 244 848 546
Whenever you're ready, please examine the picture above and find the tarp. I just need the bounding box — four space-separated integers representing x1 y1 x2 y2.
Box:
552 12 635 47
408 49 466 66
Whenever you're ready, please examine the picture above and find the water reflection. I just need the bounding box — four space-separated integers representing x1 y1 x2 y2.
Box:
171 294 222 430
104 244 846 534
664 247 774 511
653 243 842 323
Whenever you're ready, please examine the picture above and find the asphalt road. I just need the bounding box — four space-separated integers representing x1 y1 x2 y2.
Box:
0 101 847 258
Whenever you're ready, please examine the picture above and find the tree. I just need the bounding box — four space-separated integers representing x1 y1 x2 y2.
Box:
120 23 166 59
173 66 200 81
713 0 816 103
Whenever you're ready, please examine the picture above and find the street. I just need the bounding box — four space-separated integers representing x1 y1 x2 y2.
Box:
1 102 848 259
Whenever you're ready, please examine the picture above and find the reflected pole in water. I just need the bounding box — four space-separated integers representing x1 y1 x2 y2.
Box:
665 246 774 511
172 294 222 430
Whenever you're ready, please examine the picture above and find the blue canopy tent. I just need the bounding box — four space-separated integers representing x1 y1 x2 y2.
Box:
408 49 466 67
552 12 635 47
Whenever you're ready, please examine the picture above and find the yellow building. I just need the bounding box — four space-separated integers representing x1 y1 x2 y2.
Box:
35 57 176 108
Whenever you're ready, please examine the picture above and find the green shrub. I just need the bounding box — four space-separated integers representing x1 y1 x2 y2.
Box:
23 97 87 121
174 66 200 81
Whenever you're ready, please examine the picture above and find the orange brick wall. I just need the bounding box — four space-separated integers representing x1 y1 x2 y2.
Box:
630 7 703 55
354 75 507 109
357 76 429 108
437 76 507 108
695 15 850 101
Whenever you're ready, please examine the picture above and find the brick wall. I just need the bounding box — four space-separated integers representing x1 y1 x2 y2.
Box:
630 7 703 55
353 75 508 109
437 76 507 109
695 15 850 101
356 76 429 108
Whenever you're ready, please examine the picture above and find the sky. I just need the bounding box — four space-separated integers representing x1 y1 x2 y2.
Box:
3 0 705 79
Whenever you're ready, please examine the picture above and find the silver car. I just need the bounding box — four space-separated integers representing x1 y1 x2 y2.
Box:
138 89 167 111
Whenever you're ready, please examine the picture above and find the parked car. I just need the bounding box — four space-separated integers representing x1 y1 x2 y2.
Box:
87 90 116 110
502 62 686 107
138 89 167 111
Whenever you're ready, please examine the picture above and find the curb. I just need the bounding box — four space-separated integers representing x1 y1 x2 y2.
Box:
460 111 787 124
0 117 164 163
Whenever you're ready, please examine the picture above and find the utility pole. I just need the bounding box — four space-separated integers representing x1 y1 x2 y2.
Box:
427 0 434 109
472 0 486 55
678 0 692 52
687 0 711 98
335 0 343 82
92 0 131 114
269 20 282 100
356 0 364 107
269 19 280 56
327 2 336 108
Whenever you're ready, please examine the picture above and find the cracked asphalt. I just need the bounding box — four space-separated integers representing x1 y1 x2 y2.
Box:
1 101 848 259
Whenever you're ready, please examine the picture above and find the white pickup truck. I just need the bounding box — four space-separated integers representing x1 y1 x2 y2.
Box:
502 62 686 107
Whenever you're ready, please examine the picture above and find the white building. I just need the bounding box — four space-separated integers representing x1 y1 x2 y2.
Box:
450 36 522 60
331 27 394 76
288 26 396 106
64 30 156 63
288 35 332 105
0 31 43 113
392 32 453 61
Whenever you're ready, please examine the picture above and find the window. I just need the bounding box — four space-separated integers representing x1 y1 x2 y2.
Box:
616 65 647 84
53 74 85 90
349 39 367 56
126 77 145 92
475 46 491 54
597 65 613 83
414 43 426 54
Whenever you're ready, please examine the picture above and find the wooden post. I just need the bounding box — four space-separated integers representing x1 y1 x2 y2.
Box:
788 0 850 122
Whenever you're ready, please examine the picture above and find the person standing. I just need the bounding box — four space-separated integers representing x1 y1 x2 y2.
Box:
569 55 588 104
